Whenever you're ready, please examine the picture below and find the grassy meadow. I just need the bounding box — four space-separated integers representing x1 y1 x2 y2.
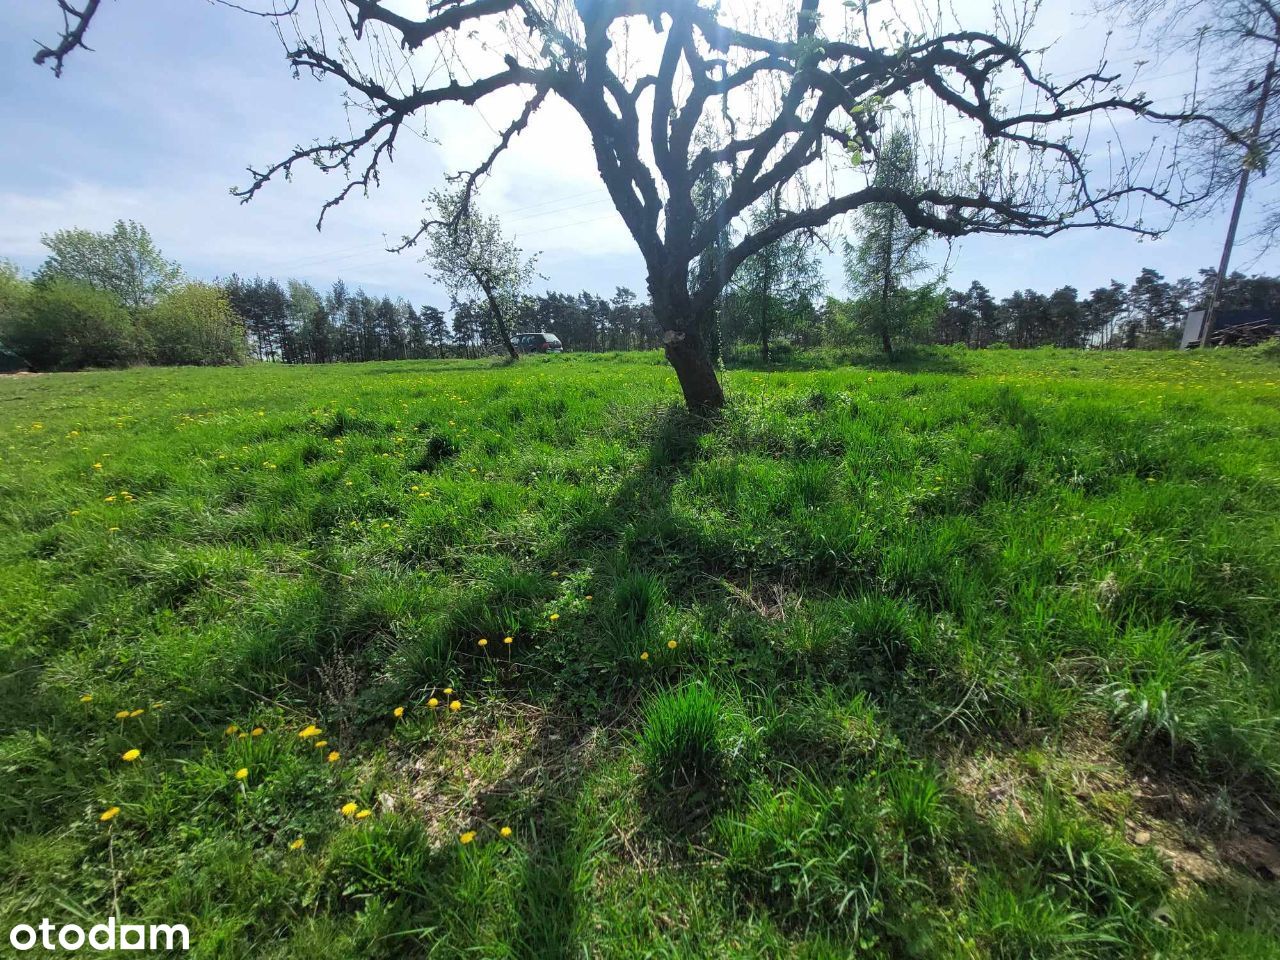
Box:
2 347 1280 958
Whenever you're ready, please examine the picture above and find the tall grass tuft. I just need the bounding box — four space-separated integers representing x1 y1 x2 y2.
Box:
640 682 733 788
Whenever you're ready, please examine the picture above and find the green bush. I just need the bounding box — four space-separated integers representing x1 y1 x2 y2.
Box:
141 282 247 366
3 279 139 370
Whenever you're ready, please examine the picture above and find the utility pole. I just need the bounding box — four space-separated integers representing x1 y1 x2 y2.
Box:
1201 54 1277 347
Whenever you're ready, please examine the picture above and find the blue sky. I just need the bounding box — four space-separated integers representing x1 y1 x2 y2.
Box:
2 0 1273 312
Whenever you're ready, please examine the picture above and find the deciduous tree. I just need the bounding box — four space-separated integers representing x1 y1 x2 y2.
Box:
40 0 1216 406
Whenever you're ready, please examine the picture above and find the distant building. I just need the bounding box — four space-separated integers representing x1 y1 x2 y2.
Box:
1181 308 1278 348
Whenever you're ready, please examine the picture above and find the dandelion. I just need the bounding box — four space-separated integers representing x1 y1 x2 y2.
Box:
460 831 476 844
449 700 461 712
115 710 130 719
122 749 141 762
99 807 121 822
152 702 164 709
667 640 678 649
251 727 264 737
427 698 439 709
477 638 488 648
551 571 559 577
549 613 560 621
80 694 93 703
129 709 144 718
314 740 328 749
92 463 103 470
327 751 340 763
225 724 239 736
500 826 513 838
108 527 120 533
355 809 372 820
585 595 593 601
289 838 305 851
235 768 249 781
298 724 322 739
503 636 513 645
340 802 358 817
640 652 649 661
70 510 80 516
443 687 453 695
393 706 405 718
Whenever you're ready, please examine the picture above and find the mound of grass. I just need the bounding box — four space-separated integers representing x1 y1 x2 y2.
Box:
2 347 1279 957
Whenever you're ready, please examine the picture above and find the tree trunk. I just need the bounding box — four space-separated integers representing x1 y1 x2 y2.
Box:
760 298 770 364
477 277 519 361
664 329 724 412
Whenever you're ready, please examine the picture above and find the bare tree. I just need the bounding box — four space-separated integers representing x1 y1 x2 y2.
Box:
1109 0 1278 251
39 0 1213 409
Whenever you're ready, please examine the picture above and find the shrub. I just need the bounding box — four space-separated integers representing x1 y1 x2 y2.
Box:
141 282 247 365
6 279 139 370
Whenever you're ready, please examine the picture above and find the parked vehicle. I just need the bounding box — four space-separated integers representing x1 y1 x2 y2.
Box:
513 332 563 354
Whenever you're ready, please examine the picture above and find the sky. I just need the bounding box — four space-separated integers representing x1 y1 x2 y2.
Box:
1 0 1274 311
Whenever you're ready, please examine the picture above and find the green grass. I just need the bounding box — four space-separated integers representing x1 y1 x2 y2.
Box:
2 346 1280 958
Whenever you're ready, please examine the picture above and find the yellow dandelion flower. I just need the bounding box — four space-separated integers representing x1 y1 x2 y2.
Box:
503 636 513 645
327 751 340 763
449 700 461 712
427 697 439 709
551 571 559 577
107 526 120 532
460 831 476 844
99 807 121 822
238 732 247 739
80 694 93 703
298 724 322 738
104 495 116 502
115 710 130 719
640 652 649 661
70 509 80 516
667 640 678 649
477 638 488 647
355 809 372 820
92 463 103 470
500 826 513 838
341 802 358 817
251 727 264 737
549 613 559 621
393 706 405 718
235 768 249 781
314 740 328 749
289 838 305 851
121 749 141 762
129 709 144 718
443 687 453 695
225 724 239 736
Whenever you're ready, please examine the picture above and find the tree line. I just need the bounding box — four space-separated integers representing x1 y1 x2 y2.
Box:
3 217 1278 372
225 275 663 364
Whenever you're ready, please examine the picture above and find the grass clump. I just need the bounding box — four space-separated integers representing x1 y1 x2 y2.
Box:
639 682 745 790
